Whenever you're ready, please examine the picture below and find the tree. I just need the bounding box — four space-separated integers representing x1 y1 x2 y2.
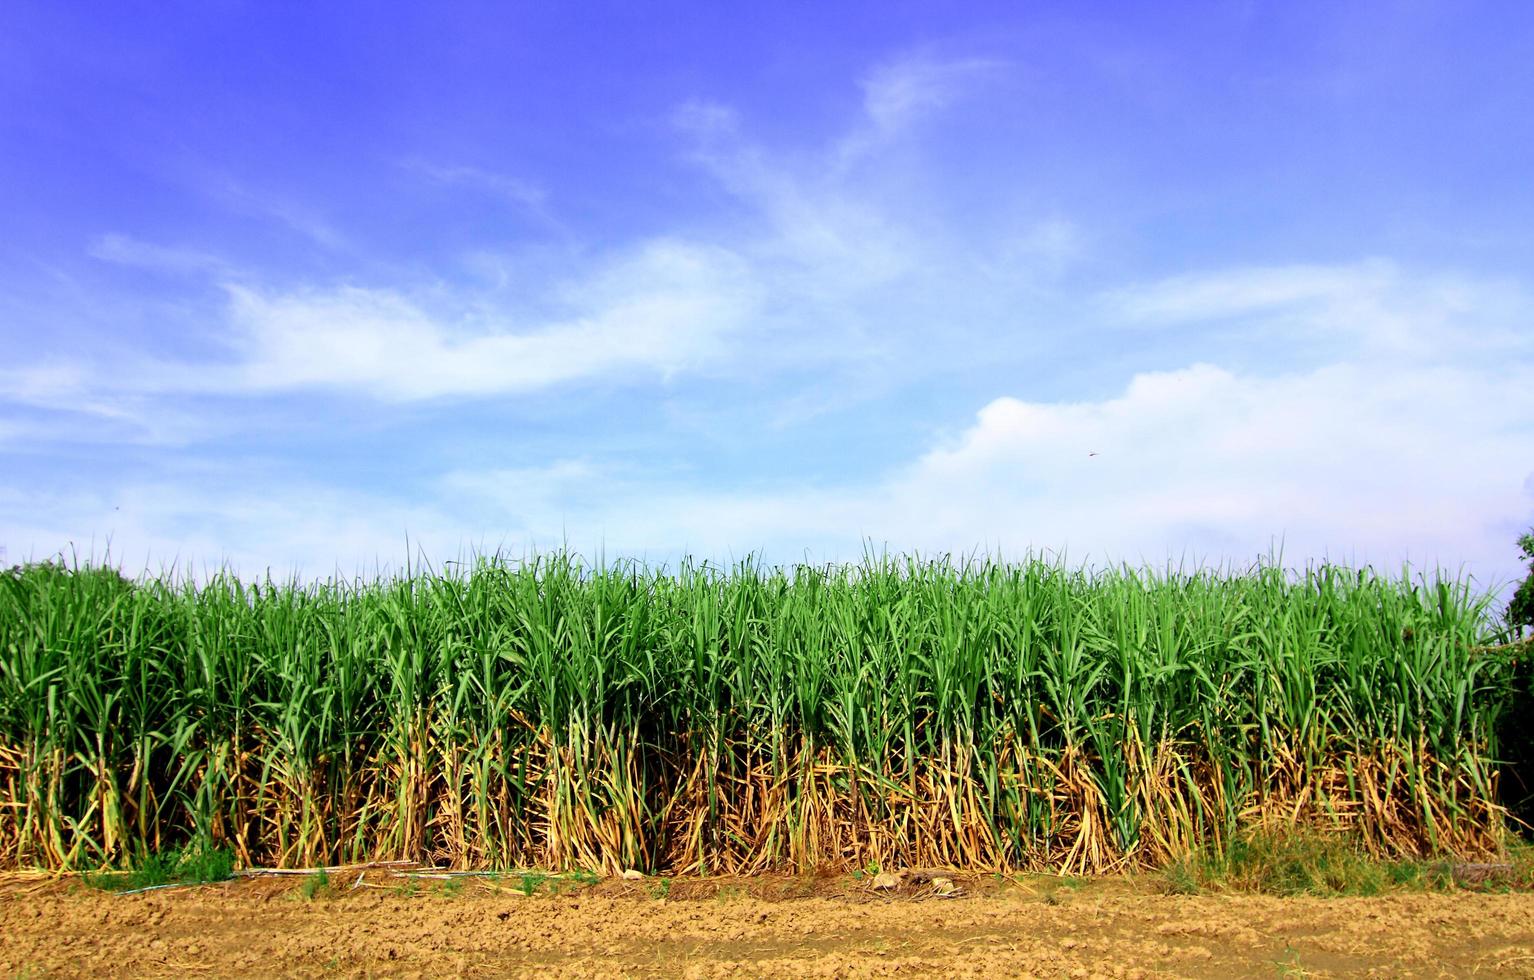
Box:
1512 530 1534 638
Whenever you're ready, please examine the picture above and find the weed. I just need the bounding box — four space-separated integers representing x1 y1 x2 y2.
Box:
299 869 331 901
714 884 746 903
1273 943 1306 977
1163 860 1201 896
83 843 235 893
1162 829 1466 897
519 872 548 897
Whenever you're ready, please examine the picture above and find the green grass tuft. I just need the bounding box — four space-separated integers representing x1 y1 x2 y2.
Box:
298 868 331 900
1157 830 1516 896
83 843 235 893
518 872 547 897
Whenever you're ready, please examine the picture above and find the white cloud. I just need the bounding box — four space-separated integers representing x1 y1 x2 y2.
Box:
671 86 947 319
400 160 567 237
10 237 764 407
207 176 348 250
875 360 1531 575
219 239 759 399
859 53 1004 137
0 358 232 448
13 57 1022 417
1111 262 1394 321
0 362 150 425
1108 260 1529 359
403 160 547 210
457 260 1530 589
88 234 230 276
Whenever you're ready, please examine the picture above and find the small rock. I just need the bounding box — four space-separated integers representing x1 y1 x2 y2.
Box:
872 871 903 890
621 868 646 880
931 876 959 896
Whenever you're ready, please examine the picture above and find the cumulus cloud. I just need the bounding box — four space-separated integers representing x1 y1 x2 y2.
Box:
874 360 1532 575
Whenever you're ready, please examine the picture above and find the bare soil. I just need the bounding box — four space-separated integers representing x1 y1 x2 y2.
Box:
3 871 1534 978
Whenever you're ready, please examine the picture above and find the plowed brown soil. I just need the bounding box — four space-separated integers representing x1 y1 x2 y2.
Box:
3 871 1533 978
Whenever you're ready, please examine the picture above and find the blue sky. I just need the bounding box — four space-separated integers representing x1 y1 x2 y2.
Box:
2 1 1532 593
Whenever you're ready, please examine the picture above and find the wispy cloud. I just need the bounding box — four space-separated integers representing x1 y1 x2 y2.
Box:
207 175 348 250
673 86 937 309
5 236 763 405
402 159 547 210
87 233 231 276
218 240 759 399
12 59 1030 417
858 52 1005 138
1111 262 1395 321
0 362 146 424
0 361 220 447
1107 260 1530 359
399 157 574 240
